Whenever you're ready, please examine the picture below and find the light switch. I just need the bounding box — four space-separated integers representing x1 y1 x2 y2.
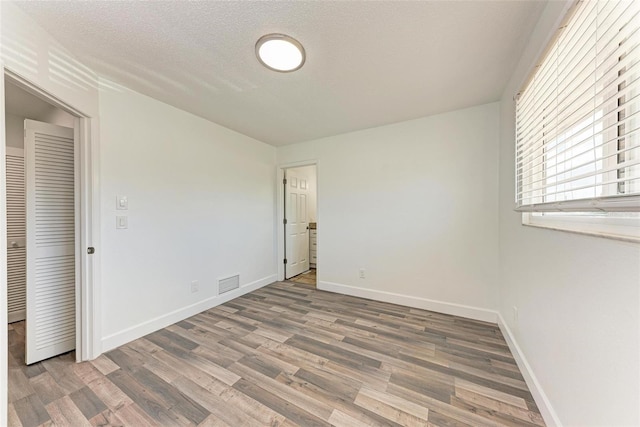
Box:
116 195 128 210
116 216 128 229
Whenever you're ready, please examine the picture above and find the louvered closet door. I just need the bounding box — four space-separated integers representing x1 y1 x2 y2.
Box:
6 147 26 323
25 119 76 365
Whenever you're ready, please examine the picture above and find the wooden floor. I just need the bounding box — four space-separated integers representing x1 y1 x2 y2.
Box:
288 269 317 287
8 281 545 426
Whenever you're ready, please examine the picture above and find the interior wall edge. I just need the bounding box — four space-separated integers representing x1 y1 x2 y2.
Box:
317 280 498 324
101 274 276 353
497 313 562 427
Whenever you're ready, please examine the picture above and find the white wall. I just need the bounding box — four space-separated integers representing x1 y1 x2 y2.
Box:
278 103 500 320
99 81 277 350
498 2 640 425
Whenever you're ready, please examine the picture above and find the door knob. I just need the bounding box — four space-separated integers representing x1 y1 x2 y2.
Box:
11 241 18 248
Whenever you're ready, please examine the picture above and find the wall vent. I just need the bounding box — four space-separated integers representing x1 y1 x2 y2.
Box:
218 274 240 294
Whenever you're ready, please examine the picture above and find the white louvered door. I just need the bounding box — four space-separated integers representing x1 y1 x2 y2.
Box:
25 119 77 365
6 147 26 323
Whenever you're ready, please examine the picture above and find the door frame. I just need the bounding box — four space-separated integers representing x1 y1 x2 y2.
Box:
3 69 100 363
277 160 318 282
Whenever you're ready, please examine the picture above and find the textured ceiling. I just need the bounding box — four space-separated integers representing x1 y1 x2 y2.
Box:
16 1 546 146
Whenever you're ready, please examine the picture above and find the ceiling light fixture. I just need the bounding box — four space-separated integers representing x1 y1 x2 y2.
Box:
256 34 305 72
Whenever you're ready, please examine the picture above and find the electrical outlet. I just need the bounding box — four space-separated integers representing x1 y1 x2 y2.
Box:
191 280 199 293
359 268 365 279
512 306 518 325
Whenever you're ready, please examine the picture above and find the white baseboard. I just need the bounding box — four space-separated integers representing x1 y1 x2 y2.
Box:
497 313 561 427
317 280 498 323
101 274 276 353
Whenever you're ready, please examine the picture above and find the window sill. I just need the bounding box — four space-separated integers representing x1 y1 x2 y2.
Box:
521 213 640 244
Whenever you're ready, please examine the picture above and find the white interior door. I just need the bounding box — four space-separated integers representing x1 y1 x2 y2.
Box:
6 147 26 323
285 169 309 279
25 119 76 365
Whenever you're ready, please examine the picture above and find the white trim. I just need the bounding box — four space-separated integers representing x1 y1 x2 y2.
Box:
317 280 498 323
277 160 318 282
101 274 276 353
4 70 100 362
497 314 562 427
522 212 640 243
0 59 8 427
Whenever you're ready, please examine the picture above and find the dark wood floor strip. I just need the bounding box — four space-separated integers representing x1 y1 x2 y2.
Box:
7 281 545 426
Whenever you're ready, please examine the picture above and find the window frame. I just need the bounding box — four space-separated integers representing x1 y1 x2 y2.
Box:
515 0 640 241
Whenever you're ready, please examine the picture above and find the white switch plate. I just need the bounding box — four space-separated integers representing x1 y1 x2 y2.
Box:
116 216 128 229
116 195 128 210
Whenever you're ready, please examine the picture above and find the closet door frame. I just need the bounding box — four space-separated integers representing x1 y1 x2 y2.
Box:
4 69 100 363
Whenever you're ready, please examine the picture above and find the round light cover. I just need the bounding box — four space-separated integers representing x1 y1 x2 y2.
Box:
256 34 305 72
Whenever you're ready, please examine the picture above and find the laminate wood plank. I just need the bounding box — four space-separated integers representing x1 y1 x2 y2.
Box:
198 414 232 427
89 355 121 376
385 382 499 427
127 366 210 425
69 386 108 420
233 377 332 427
286 334 382 369
72 361 104 385
41 357 88 395
113 402 158 426
7 281 544 427
295 367 361 401
219 387 288 426
88 408 126 427
13 394 50 427
45 398 76 427
8 369 35 402
328 409 375 427
399 352 532 397
150 349 228 393
29 372 66 405
106 368 190 425
455 378 528 409
85 376 133 412
45 395 92 427
428 409 475 427
229 360 334 421
22 363 46 379
389 366 454 403
357 387 431 422
353 391 430 427
7 403 23 427
450 395 543 427
178 351 241 386
143 330 195 358
276 370 401 427
454 387 545 426
171 376 264 427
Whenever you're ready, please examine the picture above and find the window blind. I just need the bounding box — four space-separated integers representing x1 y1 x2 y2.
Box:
516 0 640 212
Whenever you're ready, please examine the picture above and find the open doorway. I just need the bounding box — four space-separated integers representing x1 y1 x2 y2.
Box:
4 75 89 366
282 165 317 287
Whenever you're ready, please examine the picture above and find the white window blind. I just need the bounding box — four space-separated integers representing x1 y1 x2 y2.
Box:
516 0 640 212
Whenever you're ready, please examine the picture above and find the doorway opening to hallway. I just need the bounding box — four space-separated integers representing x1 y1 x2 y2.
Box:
282 165 317 287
